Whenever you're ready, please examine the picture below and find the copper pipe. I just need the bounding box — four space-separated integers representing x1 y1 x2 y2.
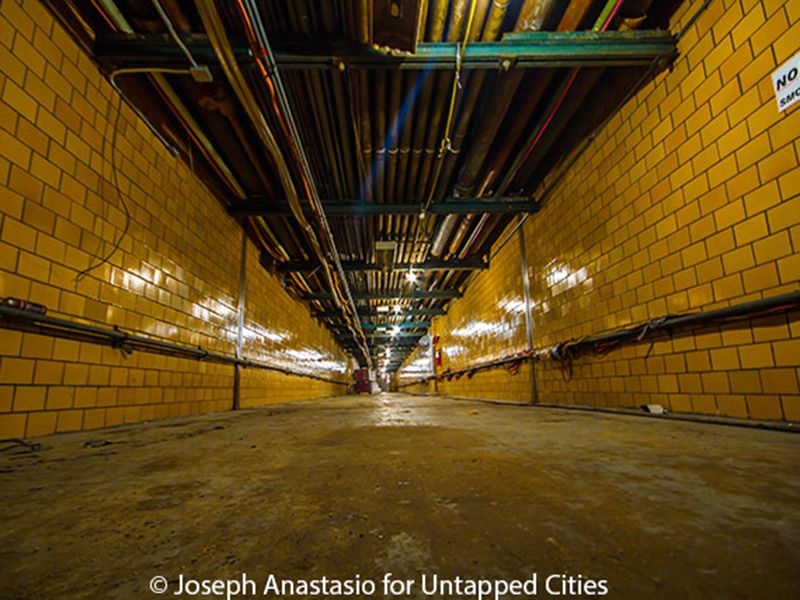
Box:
430 213 457 257
446 213 474 256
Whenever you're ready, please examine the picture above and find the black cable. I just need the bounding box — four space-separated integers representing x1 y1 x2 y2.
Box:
675 0 712 42
0 438 41 452
76 93 131 281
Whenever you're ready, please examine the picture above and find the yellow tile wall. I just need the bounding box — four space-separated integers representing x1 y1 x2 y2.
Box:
396 234 534 403
400 0 800 419
0 0 349 438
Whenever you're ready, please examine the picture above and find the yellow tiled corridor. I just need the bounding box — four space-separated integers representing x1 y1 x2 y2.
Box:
1 0 798 596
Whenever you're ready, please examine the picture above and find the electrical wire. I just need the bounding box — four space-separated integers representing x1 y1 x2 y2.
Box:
497 0 624 196
75 67 194 281
75 92 129 282
490 0 715 260
422 0 479 211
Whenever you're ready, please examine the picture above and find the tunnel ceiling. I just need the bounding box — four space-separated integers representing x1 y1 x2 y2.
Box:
47 0 680 372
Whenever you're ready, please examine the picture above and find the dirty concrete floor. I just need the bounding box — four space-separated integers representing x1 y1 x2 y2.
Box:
1 393 799 599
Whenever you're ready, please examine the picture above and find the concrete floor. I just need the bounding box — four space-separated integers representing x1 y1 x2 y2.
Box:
1 394 798 599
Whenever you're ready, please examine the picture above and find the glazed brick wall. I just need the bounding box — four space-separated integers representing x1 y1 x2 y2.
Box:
399 0 800 419
0 0 348 438
397 231 534 403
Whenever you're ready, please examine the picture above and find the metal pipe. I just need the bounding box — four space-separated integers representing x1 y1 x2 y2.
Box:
96 0 247 199
0 305 349 385
430 214 457 256
233 227 247 410
385 71 403 201
201 0 370 364
452 0 560 197
241 0 373 367
560 290 800 354
517 225 538 404
150 0 201 70
447 212 479 256
408 290 800 383
493 0 624 195
357 0 370 44
456 213 487 258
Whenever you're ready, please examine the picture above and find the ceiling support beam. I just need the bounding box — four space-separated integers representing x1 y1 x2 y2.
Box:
303 290 461 301
278 31 677 70
314 308 447 318
231 198 538 217
278 258 488 273
337 333 425 342
95 31 677 71
330 321 431 330
341 341 421 349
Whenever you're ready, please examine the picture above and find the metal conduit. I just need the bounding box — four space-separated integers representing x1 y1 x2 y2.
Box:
197 0 370 366
0 306 348 386
402 290 800 383
238 0 372 366
96 0 247 200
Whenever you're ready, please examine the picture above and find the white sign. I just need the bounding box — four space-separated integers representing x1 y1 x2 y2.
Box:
772 51 800 112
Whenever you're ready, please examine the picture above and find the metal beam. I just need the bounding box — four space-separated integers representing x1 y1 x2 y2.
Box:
338 335 424 344
95 31 677 71
304 290 461 301
277 258 488 273
231 198 538 217
341 343 419 350
315 308 446 318
330 321 431 330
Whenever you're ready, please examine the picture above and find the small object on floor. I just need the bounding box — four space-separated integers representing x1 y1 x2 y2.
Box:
83 439 114 448
641 404 667 414
0 438 42 453
468 410 479 416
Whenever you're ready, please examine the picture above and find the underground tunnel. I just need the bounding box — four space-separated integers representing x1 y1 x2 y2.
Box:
0 0 799 598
